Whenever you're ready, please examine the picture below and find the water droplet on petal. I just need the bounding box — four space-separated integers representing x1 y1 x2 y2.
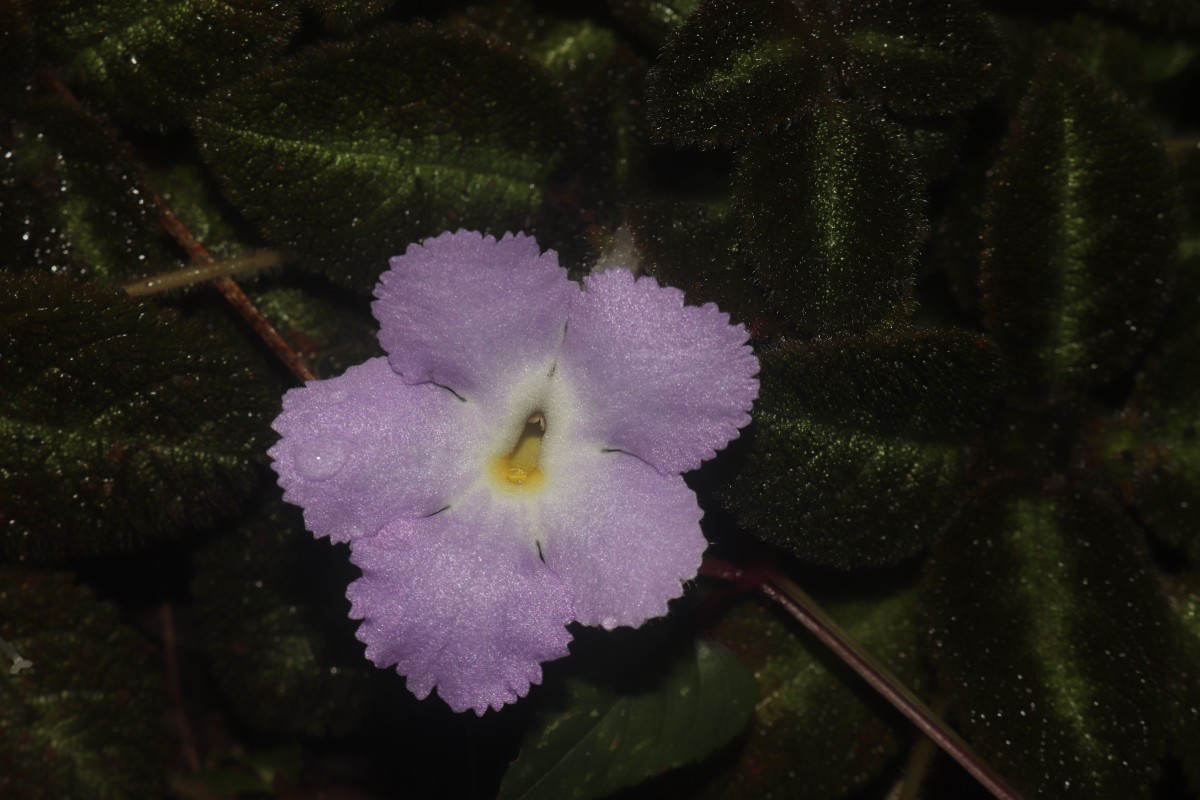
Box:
296 439 348 481
600 617 618 631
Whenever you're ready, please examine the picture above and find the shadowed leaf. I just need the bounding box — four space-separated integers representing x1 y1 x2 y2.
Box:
0 568 165 799
725 328 1002 568
194 23 578 292
1168 573 1200 793
606 0 701 46
1073 0 1200 32
29 0 300 128
1042 13 1198 93
981 54 1175 398
0 274 272 560
645 0 837 149
736 101 925 333
304 0 395 34
924 479 1173 798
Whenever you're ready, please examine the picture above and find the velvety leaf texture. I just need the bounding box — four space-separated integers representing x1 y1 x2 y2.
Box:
1076 0 1200 31
194 24 577 291
606 0 701 46
0 95 179 283
250 283 381 381
835 0 1003 116
737 101 925 333
30 0 299 128
645 0 837 149
193 498 373 736
725 328 1002 568
1169 573 1200 793
305 0 396 35
690 587 925 800
0 568 165 799
924 480 1173 798
981 54 1175 398
0 274 271 560
1042 13 1198 93
498 640 758 800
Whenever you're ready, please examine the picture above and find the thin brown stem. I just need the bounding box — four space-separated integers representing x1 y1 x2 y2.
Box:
122 250 284 297
160 600 201 773
699 557 1023 800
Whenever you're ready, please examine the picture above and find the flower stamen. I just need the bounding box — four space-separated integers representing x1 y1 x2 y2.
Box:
492 412 546 490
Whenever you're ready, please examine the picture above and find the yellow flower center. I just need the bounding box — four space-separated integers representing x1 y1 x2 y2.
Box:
490 412 546 492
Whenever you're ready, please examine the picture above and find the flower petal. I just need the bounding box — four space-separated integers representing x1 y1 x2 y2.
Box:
347 487 574 714
538 449 706 630
558 269 759 474
373 230 578 406
269 357 483 543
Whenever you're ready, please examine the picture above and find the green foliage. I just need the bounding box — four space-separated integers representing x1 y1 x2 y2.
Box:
0 568 165 799
835 0 1003 116
1041 13 1198 93
0 95 179 283
305 0 396 35
250 282 381 380
0 0 33 102
725 328 1002 568
1075 0 1200 32
645 0 834 149
924 480 1173 799
193 498 374 736
606 0 701 45
499 638 758 800
28 0 300 128
195 23 579 292
736 101 925 333
1168 573 1200 793
687 586 925 800
981 54 1175 398
0 274 271 559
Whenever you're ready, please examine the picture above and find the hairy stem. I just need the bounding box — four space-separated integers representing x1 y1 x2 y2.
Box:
122 250 284 297
699 557 1022 800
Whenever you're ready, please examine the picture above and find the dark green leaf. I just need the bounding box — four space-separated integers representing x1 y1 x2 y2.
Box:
1074 0 1200 33
1167 573 1200 793
0 568 165 799
686 585 925 800
1042 13 1198 93
980 54 1175 397
193 497 373 736
626 199 771 330
195 24 578 291
736 101 925 333
606 0 701 46
645 0 838 149
724 328 1002 568
0 274 272 560
1096 331 1200 560
498 640 758 800
1163 140 1200 337
0 95 180 283
250 281 380 380
835 0 1003 116
0 0 33 103
924 479 1173 798
305 0 395 35
30 0 300 128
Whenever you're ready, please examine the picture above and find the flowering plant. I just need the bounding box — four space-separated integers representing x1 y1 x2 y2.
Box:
268 230 759 713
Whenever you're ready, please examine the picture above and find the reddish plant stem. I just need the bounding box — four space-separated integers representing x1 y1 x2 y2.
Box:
151 197 316 383
699 557 1023 800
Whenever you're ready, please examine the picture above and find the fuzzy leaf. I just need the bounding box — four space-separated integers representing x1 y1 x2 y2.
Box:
193 497 374 736
195 24 578 291
304 0 395 34
835 0 1002 116
0 95 180 283
0 274 271 560
606 0 701 46
645 0 837 149
29 0 299 128
683 585 925 800
1074 0 1200 32
1098 331 1200 560
498 639 757 800
924 479 1173 798
250 281 380 380
1043 13 1198 93
0 568 165 799
736 101 925 333
1168 573 1200 793
725 328 1002 568
980 54 1175 397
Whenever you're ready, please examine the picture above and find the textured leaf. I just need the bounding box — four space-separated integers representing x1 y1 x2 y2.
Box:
645 0 838 149
626 199 770 329
684 585 925 800
835 0 1002 116
1097 331 1200 560
736 101 925 333
0 274 272 560
0 568 165 799
305 0 395 34
193 497 374 736
1074 0 1200 32
924 479 1173 798
1042 13 1198 93
725 328 1003 568
606 0 701 46
195 24 578 291
498 639 758 800
30 0 300 128
250 282 380 380
1168 573 1200 793
0 95 180 283
980 54 1175 398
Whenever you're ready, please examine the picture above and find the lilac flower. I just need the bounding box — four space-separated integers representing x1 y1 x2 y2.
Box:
269 230 758 714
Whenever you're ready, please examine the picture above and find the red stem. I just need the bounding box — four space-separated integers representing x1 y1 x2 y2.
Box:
699 557 1023 800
